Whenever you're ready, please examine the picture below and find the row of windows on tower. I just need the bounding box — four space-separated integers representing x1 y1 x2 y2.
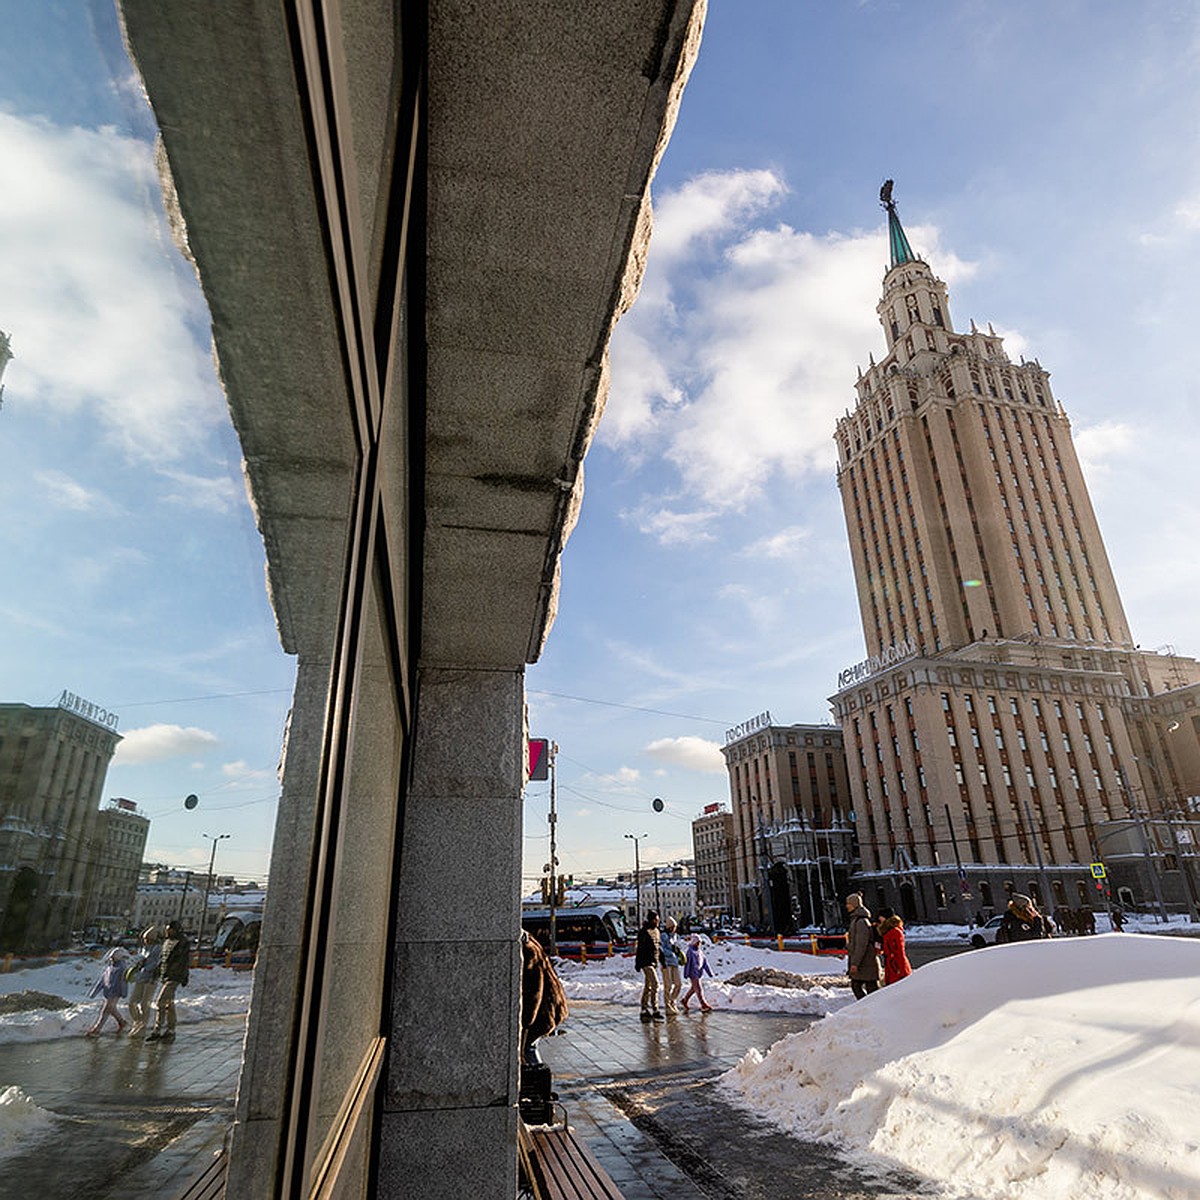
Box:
851 691 1122 867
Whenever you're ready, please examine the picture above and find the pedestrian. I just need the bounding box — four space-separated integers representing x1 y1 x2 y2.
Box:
85 947 129 1036
634 911 664 1022
680 933 714 1013
1110 907 1125 932
994 894 1052 943
844 892 881 998
127 925 163 1037
876 907 912 986
519 929 568 1065
145 920 191 1042
659 916 684 1013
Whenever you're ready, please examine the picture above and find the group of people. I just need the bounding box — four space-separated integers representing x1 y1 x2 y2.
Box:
86 920 192 1042
845 892 913 998
634 911 715 1021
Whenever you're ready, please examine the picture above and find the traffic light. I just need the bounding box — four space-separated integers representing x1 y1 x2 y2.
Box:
541 875 551 903
555 874 567 906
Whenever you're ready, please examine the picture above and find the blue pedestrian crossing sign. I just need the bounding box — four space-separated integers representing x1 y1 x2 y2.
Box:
1090 862 1106 879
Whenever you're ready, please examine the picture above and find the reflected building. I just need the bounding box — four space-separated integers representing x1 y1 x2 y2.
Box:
830 187 1200 923
0 694 121 950
91 799 150 934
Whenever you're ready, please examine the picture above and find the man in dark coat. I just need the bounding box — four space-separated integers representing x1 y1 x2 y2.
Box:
634 911 663 1022
845 893 881 998
995 894 1053 944
145 920 191 1042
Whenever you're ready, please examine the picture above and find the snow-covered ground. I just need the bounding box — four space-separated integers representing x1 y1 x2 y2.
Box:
0 954 253 1044
721 934 1200 1200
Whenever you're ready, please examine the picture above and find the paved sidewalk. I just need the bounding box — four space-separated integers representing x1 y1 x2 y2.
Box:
538 1001 925 1199
0 1015 245 1198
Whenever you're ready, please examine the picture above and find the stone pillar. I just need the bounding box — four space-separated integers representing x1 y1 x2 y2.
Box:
379 666 524 1200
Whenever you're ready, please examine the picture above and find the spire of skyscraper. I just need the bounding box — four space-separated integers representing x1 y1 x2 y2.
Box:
879 179 916 268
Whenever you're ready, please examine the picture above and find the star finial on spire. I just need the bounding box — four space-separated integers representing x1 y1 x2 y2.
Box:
880 179 916 268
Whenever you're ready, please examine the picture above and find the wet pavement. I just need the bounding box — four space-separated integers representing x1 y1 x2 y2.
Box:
539 1000 928 1199
0 1015 244 1198
1 1000 932 1198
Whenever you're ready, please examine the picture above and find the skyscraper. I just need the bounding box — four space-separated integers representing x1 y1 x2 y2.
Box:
830 186 1200 923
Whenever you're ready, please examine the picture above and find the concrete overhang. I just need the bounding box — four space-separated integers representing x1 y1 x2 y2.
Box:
120 1 705 670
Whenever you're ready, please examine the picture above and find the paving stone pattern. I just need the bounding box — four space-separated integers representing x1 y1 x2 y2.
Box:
538 1001 931 1199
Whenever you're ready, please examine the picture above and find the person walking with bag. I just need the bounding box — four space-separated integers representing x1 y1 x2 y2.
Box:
127 925 163 1037
659 917 684 1013
845 893 881 998
634 911 664 1022
145 920 190 1043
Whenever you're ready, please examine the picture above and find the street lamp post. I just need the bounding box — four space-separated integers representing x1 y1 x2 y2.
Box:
1138 732 1200 924
624 833 646 926
200 834 231 942
1117 767 1169 922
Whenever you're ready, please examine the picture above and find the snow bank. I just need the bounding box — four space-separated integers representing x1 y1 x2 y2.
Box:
0 958 253 1044
0 1086 58 1157
720 934 1200 1200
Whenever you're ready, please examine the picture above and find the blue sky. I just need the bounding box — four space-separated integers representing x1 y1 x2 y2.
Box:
2 4 1199 891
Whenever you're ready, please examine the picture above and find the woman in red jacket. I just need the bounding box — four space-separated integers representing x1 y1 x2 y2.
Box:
877 907 912 985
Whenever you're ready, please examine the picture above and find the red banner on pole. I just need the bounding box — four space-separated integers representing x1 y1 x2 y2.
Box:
528 738 550 781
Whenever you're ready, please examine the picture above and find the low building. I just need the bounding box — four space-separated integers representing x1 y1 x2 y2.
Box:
722 717 856 931
692 804 735 919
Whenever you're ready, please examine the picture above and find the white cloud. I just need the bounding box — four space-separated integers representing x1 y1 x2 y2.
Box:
649 168 787 264
1074 421 1136 476
114 723 219 764
743 525 812 559
607 171 979 534
158 468 242 514
643 735 725 774
583 766 642 791
626 504 718 545
0 112 225 465
33 470 110 512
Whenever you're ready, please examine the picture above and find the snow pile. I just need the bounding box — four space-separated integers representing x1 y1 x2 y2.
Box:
0 957 253 1044
554 940 853 1016
721 934 1200 1200
0 1086 58 1156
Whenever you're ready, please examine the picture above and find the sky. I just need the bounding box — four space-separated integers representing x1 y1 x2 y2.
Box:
2 4 1200 888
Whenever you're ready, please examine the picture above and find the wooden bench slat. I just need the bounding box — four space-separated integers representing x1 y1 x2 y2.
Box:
521 1124 624 1200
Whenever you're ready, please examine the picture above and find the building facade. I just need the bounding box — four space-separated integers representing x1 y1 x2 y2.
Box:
830 188 1200 924
119 4 705 1196
0 695 121 951
132 874 207 933
721 718 855 931
90 799 150 934
692 804 736 919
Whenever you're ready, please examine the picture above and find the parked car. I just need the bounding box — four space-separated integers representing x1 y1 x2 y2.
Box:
960 914 1005 948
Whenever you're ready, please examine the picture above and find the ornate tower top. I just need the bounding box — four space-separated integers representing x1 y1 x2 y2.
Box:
880 179 917 268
